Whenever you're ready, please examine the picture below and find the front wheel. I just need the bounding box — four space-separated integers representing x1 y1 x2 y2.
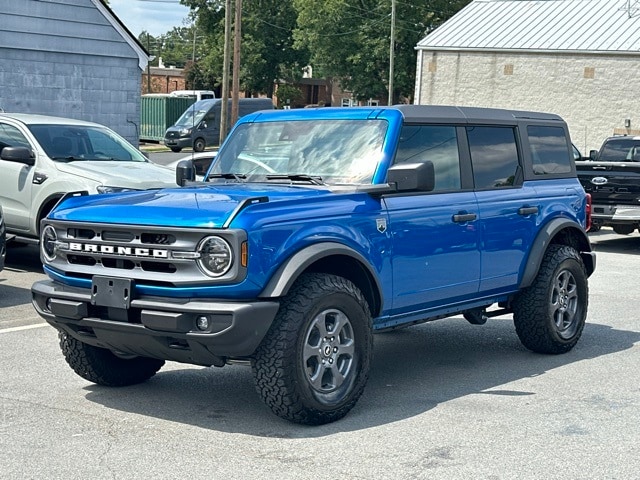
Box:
252 273 373 425
170 147 182 153
59 332 165 386
513 245 588 354
193 137 206 152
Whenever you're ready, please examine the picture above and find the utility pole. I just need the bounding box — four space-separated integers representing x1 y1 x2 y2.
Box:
146 33 152 94
219 0 232 144
388 0 396 105
231 0 242 126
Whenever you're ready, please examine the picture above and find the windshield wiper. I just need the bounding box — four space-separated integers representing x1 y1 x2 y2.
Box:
207 172 247 182
266 174 325 185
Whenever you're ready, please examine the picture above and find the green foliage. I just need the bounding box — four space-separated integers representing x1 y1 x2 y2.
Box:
274 84 303 108
150 0 469 102
293 0 471 103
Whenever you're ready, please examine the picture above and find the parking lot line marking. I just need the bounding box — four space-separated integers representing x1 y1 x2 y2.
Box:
0 324 49 334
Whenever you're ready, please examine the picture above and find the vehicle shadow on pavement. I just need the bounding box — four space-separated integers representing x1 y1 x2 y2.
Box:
4 243 44 273
0 282 33 308
588 230 640 255
82 317 640 437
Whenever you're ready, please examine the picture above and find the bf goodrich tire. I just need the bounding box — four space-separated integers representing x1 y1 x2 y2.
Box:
59 332 165 386
513 245 588 354
252 273 373 425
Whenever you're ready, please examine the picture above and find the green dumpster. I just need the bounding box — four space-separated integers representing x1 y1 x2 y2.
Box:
140 95 195 142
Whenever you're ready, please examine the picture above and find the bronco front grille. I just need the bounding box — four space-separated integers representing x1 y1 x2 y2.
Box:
44 220 246 287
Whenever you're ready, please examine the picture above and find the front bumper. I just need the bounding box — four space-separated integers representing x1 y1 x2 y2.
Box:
163 136 192 149
592 204 640 222
32 280 280 366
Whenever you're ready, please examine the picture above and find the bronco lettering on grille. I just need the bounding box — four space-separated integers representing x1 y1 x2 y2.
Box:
68 242 169 258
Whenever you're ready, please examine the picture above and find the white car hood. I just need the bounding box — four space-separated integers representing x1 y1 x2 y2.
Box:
55 161 176 189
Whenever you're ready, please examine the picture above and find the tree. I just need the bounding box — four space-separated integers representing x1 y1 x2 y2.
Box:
293 0 471 103
181 0 308 96
138 26 204 69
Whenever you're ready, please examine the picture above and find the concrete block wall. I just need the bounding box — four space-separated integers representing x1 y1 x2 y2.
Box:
415 50 640 153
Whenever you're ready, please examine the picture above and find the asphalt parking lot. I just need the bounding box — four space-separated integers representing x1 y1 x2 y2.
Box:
0 229 638 479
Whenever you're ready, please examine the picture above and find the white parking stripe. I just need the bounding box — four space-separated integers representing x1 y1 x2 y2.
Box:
0 324 49 334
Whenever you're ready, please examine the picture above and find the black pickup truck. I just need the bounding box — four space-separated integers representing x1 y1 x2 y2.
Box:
576 135 640 234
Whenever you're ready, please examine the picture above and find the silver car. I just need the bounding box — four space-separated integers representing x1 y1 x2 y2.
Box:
0 113 177 242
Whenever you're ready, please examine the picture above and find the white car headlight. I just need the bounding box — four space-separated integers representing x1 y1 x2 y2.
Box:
197 236 233 277
179 128 192 136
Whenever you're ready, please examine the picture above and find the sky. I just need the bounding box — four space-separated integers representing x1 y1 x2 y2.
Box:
108 0 192 37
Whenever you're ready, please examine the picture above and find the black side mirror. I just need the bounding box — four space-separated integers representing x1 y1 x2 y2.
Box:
387 161 435 192
176 159 195 186
1 146 36 166
589 150 598 160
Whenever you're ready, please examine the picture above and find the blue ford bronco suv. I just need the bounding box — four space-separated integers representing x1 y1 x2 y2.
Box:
32 106 595 425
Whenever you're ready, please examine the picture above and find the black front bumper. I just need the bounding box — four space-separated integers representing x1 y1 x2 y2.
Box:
32 280 280 366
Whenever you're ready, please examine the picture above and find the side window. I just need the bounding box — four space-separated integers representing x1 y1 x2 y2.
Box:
0 123 31 153
527 125 573 175
467 126 520 189
394 125 461 191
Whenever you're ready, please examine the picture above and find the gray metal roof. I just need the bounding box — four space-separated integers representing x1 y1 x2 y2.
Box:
417 0 640 54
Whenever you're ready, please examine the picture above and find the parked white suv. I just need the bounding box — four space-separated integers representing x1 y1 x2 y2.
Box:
0 113 177 243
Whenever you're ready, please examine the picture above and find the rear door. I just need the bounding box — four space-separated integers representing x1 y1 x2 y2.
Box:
468 125 538 294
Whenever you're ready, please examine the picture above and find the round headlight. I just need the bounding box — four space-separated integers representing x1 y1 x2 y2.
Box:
41 225 58 261
197 236 233 277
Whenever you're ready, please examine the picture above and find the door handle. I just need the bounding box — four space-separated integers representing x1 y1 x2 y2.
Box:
518 206 539 216
452 212 477 223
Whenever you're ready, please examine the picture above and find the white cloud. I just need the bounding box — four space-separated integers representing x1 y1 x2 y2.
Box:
108 0 192 37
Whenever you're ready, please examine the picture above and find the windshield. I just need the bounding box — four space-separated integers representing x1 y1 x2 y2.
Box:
209 119 387 185
28 124 147 162
174 103 212 127
599 138 640 162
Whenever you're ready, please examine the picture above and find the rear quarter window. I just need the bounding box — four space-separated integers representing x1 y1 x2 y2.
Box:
527 125 572 175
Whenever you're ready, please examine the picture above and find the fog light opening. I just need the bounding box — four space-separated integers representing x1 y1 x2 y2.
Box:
196 316 210 331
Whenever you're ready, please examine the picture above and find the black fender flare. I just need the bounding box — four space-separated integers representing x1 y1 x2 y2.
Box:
520 217 595 289
258 242 383 314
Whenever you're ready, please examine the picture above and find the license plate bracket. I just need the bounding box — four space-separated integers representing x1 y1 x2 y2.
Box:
91 276 133 309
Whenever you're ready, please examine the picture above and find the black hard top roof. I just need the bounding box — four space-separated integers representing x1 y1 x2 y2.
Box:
390 105 564 124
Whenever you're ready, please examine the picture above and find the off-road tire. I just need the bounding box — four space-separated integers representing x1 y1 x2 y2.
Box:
59 332 165 386
170 147 182 153
193 138 206 152
513 245 588 354
252 273 373 425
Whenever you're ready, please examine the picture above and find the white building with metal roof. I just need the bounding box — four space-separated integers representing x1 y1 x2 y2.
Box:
415 0 640 152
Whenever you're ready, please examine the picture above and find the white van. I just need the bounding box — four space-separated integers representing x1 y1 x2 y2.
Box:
169 90 216 101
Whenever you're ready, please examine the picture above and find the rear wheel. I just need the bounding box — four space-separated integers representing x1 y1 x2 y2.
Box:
612 224 635 235
513 245 588 354
252 273 373 425
59 332 164 386
193 137 206 152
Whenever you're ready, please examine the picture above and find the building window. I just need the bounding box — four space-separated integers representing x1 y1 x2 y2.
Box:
504 64 514 75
